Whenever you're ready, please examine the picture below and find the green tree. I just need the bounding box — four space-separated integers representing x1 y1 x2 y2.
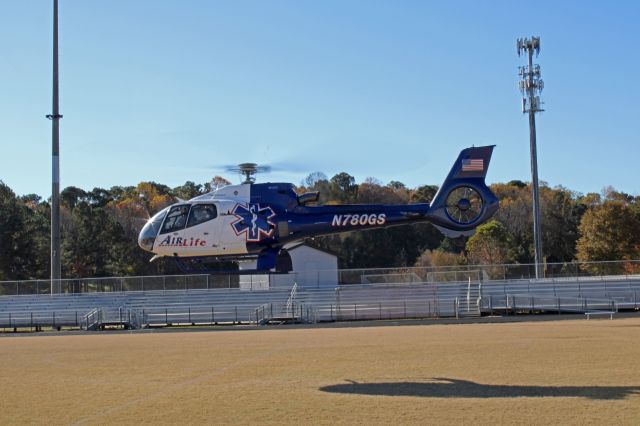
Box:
329 172 358 203
20 198 50 279
411 185 439 204
540 185 585 262
0 182 49 280
301 172 332 203
173 181 203 200
303 172 328 188
87 187 113 207
466 220 512 265
61 186 88 209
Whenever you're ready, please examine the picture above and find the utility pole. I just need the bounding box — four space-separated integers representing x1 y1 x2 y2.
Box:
517 36 544 279
47 0 62 293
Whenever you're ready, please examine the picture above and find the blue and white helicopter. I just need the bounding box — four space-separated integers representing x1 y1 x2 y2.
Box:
138 145 498 272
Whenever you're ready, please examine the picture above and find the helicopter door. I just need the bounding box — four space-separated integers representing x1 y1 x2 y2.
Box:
216 201 249 255
181 203 220 256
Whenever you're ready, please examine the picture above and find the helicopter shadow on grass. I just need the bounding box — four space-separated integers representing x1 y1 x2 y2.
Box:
319 378 640 400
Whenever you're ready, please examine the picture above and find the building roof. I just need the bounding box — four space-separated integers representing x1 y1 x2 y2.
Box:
284 241 338 257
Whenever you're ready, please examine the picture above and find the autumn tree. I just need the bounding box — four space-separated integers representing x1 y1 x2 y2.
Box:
4 170 640 281
357 178 407 204
492 181 585 263
204 176 232 192
491 181 533 262
576 200 640 267
415 249 466 268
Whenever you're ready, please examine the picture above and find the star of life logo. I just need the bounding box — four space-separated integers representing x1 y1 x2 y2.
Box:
230 203 277 242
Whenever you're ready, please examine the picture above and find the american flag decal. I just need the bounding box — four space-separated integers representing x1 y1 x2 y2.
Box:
462 158 484 172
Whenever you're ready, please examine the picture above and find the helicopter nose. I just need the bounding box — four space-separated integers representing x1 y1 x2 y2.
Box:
137 207 168 253
138 220 157 252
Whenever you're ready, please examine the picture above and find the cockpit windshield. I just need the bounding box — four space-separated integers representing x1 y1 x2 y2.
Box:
138 203 219 252
160 205 190 234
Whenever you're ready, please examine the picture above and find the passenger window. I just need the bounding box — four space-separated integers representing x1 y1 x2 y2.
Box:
160 205 190 234
187 204 217 228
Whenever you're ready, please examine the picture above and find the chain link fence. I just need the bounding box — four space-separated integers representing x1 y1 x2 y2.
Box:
1 260 639 296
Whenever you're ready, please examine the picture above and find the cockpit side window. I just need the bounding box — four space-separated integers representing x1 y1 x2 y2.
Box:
160 205 190 234
187 204 217 228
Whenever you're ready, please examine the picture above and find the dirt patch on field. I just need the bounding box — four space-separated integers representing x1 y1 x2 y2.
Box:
1 318 640 424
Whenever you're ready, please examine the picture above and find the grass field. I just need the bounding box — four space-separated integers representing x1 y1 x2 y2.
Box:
2 317 640 425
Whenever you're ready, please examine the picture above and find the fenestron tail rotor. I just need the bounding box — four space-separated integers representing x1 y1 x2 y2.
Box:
445 186 484 225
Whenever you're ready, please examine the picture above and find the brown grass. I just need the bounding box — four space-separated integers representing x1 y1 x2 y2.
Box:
1 317 640 425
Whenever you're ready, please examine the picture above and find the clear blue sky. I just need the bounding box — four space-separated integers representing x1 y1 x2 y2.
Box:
1 1 639 198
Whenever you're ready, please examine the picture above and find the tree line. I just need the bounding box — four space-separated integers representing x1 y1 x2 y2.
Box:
0 173 639 280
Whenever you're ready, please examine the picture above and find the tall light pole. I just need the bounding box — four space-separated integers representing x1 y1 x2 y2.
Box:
517 36 544 279
47 0 63 293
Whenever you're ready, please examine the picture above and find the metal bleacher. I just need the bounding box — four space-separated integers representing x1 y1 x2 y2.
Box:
1 272 639 331
330 282 475 321
133 288 293 326
0 292 128 330
0 281 475 330
0 289 294 330
479 276 640 314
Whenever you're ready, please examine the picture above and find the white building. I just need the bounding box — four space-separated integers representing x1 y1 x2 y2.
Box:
239 243 338 290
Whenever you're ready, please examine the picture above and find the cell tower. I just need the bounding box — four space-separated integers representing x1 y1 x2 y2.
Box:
517 36 544 279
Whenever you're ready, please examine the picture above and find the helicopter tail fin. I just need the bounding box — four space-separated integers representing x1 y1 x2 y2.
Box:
437 145 495 183
428 146 499 237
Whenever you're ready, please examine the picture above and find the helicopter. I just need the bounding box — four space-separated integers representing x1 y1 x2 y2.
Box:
138 145 499 273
